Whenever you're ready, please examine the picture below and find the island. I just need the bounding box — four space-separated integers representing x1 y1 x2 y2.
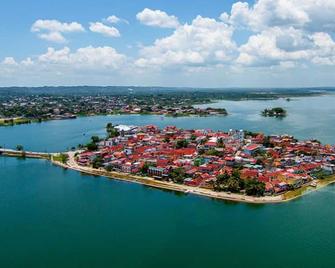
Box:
262 107 287 117
3 123 333 203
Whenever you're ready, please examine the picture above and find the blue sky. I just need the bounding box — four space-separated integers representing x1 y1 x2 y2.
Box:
1 0 335 87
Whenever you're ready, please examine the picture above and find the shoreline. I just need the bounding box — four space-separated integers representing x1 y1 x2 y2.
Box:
2 149 334 204
52 152 335 204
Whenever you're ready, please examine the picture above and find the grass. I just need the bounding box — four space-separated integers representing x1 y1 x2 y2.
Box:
283 184 311 200
283 175 335 201
52 153 69 163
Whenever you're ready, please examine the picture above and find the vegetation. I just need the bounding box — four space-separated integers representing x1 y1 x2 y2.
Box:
170 168 186 184
176 139 189 149
140 162 150 175
1 87 326 126
92 155 103 169
53 153 69 164
86 136 100 151
91 136 101 143
86 142 98 151
214 169 265 196
245 179 266 196
262 107 287 117
106 123 119 138
16 144 24 151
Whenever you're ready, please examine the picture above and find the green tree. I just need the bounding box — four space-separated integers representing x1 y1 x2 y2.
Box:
217 138 225 148
105 165 113 172
16 144 24 151
140 162 150 175
176 139 189 149
92 156 103 169
170 168 186 184
86 142 98 151
163 137 170 143
106 123 119 138
226 177 241 193
91 136 100 143
245 179 265 196
216 172 230 184
263 136 273 148
60 153 68 164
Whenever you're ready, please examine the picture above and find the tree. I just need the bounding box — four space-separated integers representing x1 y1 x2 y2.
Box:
140 162 150 174
60 154 68 164
194 158 202 167
206 149 223 156
86 142 98 151
91 136 100 143
263 136 273 148
176 139 189 149
106 123 119 138
92 156 103 169
216 172 230 184
226 177 241 193
170 168 186 184
217 138 225 148
245 179 265 196
163 137 170 143
232 168 241 179
105 165 113 172
16 145 24 151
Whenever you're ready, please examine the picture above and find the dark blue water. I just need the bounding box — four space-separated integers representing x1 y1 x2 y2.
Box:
1 95 335 267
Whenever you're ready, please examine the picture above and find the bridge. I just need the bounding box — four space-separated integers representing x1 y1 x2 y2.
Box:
0 148 52 159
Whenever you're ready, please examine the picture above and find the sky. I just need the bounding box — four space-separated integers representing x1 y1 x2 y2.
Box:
1 0 335 88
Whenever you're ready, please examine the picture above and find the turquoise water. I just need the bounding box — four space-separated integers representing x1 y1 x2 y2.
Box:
1 94 335 267
1 94 335 153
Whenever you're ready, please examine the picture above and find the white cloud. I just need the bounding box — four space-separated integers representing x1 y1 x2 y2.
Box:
0 46 130 85
236 27 335 67
38 31 66 43
136 8 180 28
3 1 335 86
136 16 236 69
2 57 18 65
221 0 335 32
37 46 126 69
106 15 128 24
21 57 34 66
89 22 120 37
31 19 85 43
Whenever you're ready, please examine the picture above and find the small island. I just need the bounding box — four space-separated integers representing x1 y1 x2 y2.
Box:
262 107 287 117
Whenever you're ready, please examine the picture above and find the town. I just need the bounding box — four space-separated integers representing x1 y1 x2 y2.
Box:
0 94 227 126
1 86 326 126
75 124 335 197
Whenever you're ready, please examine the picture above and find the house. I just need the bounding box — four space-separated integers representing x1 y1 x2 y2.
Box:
322 164 335 175
148 167 166 177
244 144 262 156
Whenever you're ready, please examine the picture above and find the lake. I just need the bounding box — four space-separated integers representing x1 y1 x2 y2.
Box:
1 94 335 267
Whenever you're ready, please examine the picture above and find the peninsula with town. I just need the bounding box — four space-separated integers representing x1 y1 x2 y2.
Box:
3 122 334 203
71 124 335 202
